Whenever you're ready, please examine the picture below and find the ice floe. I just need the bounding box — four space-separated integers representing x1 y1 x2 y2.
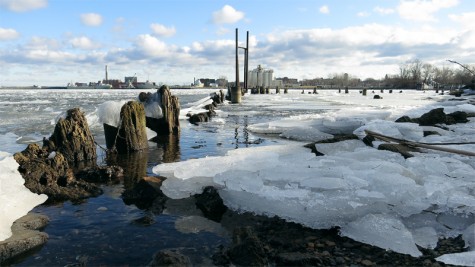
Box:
153 90 475 263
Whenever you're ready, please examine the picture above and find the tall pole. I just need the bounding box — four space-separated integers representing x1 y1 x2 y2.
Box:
245 31 249 91
232 28 241 103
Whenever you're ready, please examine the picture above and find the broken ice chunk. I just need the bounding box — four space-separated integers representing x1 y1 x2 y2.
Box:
340 213 422 257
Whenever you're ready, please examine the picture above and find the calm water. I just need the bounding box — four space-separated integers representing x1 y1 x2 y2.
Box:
0 88 333 266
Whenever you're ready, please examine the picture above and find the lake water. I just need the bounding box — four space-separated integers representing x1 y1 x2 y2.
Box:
1 88 335 266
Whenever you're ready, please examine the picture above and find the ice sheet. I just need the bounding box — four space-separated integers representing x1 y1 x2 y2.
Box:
152 90 475 260
0 152 48 241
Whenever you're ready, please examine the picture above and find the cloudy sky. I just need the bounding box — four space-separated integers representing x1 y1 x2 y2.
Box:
1 0 474 86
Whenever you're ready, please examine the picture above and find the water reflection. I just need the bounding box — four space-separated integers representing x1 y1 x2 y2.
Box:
104 134 181 190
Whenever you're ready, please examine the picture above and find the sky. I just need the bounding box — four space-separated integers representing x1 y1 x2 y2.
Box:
1 0 475 86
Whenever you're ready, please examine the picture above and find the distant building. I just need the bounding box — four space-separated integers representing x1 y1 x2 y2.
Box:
248 65 280 88
193 78 218 88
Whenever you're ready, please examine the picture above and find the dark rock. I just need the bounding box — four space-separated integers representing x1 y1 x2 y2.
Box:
423 131 440 137
76 165 124 183
362 135 376 147
147 249 192 267
418 108 446 126
229 227 269 266
395 115 416 123
195 186 228 222
275 252 323 266
189 113 209 125
14 144 102 202
373 95 383 99
377 144 420 159
46 108 96 164
122 176 168 211
447 111 469 124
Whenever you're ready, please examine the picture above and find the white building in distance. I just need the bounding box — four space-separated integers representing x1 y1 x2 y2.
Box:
248 65 282 88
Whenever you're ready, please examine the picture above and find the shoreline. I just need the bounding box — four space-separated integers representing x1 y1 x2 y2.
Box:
1 89 474 266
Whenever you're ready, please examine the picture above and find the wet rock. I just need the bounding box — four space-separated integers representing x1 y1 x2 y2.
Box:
395 115 417 123
418 108 446 126
275 252 323 266
14 144 102 202
229 227 269 266
396 108 469 126
0 213 49 265
147 249 192 267
446 111 469 124
122 176 168 211
45 108 96 165
188 113 209 125
76 165 124 183
195 186 228 222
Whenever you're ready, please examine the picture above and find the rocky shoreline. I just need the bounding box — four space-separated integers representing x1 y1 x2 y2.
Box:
2 90 474 266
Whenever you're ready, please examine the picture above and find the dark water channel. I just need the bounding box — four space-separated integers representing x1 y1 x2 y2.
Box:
11 109 285 266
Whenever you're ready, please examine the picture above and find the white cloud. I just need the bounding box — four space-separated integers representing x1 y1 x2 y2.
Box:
216 27 230 35
135 34 172 58
212 5 245 24
150 23 176 37
80 13 103 27
397 0 459 22
0 27 19 40
449 12 475 30
373 6 394 15
319 5 330 14
69 36 99 50
0 0 47 12
357 11 370 17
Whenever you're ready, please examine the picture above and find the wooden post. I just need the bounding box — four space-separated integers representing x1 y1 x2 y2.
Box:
231 28 242 103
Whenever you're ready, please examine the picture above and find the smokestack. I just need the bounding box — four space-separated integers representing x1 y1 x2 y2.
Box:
105 65 108 82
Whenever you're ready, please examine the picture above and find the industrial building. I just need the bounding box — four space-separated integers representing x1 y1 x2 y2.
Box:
247 65 282 88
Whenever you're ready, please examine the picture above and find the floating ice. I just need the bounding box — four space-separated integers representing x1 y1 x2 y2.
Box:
153 90 475 260
0 152 48 241
436 251 475 266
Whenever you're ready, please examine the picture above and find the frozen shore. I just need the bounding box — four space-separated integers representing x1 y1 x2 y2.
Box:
153 89 475 266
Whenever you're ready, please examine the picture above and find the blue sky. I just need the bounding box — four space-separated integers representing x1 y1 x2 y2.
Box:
1 0 474 86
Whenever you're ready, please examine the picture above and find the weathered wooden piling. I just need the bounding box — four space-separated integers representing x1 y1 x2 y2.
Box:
362 89 367 96
115 101 148 154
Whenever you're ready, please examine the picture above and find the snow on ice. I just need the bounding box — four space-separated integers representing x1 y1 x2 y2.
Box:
153 90 475 264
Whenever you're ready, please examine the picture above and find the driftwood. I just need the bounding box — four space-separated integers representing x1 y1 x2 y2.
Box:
365 130 475 157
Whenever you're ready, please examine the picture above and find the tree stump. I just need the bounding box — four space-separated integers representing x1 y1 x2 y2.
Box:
116 101 148 154
46 108 96 164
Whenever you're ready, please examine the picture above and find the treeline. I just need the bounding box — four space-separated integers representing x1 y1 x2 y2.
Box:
301 59 475 89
